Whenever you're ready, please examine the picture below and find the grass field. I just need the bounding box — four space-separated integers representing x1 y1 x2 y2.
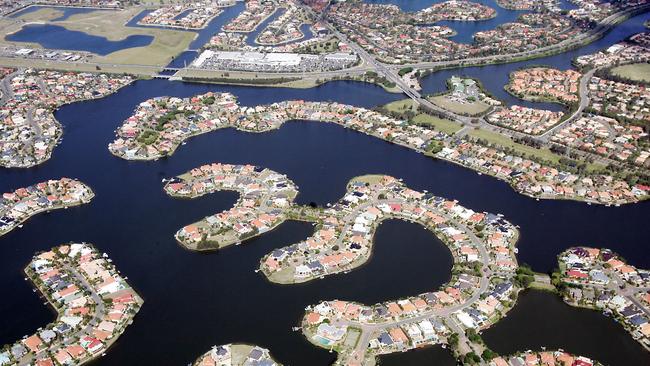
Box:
297 37 340 54
611 63 650 83
468 128 562 164
469 128 606 172
429 95 490 116
351 174 387 185
3 7 195 66
13 8 64 22
384 99 463 135
0 56 160 75
384 99 416 113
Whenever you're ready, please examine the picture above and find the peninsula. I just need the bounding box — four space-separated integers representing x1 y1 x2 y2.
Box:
165 163 298 251
0 243 143 366
557 246 650 351
293 175 520 364
0 69 132 168
193 343 281 366
111 93 649 205
1 178 93 237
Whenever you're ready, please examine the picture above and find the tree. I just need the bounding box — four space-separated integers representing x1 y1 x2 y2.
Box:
448 333 459 347
465 328 482 344
463 352 481 364
482 349 498 361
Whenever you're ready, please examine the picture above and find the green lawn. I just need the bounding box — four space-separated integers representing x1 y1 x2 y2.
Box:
611 63 650 83
298 37 340 54
384 99 417 113
351 174 386 185
8 7 196 66
384 99 463 135
467 128 562 164
466 128 607 172
412 114 463 135
429 95 490 116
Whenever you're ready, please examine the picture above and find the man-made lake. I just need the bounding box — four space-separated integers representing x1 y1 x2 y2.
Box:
0 76 648 365
5 24 153 56
0 4 649 366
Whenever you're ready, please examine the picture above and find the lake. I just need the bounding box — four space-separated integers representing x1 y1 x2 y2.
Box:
0 4 649 366
0 76 648 365
5 24 153 56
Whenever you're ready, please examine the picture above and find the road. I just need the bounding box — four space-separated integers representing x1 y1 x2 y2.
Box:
293 1 650 174
17 263 105 366
0 68 46 159
599 265 650 319
319 200 501 365
538 67 598 141
399 3 650 71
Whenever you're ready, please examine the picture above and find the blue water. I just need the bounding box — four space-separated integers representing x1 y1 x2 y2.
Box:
421 11 650 110
245 8 285 46
364 0 528 44
558 0 580 11
297 23 315 44
5 24 154 56
483 290 648 365
173 8 194 21
125 2 245 52
165 51 199 70
435 0 528 45
1 4 650 366
0 76 648 366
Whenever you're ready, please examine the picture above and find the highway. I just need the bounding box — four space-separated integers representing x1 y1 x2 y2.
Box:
315 6 641 171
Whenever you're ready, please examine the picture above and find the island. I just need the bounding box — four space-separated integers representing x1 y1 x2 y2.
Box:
222 0 277 33
328 0 574 64
0 243 143 366
499 39 650 169
164 163 298 251
1 178 94 237
159 167 630 365
193 343 281 366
